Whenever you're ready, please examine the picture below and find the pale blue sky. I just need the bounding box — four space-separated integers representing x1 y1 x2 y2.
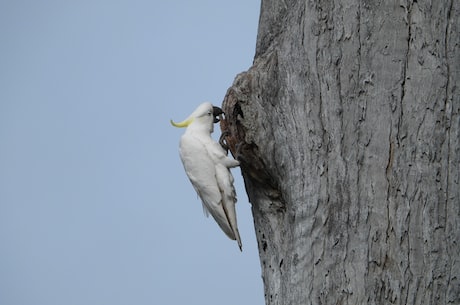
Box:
0 1 263 304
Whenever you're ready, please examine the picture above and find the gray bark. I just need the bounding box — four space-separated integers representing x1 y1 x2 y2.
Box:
221 0 460 304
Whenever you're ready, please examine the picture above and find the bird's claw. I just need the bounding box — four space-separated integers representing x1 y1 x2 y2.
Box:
219 131 230 154
234 142 245 163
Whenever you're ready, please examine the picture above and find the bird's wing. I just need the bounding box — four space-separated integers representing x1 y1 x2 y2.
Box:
179 134 236 240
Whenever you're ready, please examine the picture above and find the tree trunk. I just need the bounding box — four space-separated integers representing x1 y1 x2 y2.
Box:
221 0 459 304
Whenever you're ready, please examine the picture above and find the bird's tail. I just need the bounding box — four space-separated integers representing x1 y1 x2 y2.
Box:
216 166 242 251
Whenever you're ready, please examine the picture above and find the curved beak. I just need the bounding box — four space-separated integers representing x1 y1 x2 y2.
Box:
170 117 194 128
213 106 224 123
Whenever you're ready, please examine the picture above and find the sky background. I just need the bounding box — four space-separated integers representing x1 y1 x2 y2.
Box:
0 1 263 305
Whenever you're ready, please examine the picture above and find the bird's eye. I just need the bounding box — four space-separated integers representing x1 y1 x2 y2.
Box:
207 111 212 116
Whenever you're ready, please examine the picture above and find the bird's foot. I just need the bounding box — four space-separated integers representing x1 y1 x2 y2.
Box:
219 131 230 154
234 142 246 163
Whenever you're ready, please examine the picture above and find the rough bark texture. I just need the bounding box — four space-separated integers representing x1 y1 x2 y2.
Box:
221 0 459 304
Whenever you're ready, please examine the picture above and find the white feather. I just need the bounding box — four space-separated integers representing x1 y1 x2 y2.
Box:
173 102 242 250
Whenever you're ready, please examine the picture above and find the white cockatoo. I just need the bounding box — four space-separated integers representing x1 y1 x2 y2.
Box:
171 102 242 250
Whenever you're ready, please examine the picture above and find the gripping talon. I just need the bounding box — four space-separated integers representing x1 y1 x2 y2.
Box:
234 142 245 162
219 131 230 154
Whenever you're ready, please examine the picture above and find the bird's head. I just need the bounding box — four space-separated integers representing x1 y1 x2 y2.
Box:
170 102 223 133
